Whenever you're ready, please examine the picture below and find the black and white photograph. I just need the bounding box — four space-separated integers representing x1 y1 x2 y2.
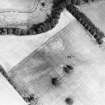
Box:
0 0 105 105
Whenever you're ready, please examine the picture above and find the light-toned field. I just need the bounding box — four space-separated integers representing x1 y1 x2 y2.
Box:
1 1 105 105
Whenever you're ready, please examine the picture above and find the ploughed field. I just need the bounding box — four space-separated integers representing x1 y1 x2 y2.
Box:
7 19 105 105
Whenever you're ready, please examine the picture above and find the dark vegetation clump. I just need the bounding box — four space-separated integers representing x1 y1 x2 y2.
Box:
65 97 74 105
63 65 73 74
51 77 60 86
